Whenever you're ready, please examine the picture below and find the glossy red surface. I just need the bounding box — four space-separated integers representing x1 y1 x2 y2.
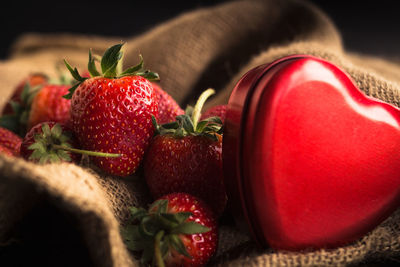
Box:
223 55 400 250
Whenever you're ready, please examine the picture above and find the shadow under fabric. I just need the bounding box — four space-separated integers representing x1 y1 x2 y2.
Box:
1 0 400 266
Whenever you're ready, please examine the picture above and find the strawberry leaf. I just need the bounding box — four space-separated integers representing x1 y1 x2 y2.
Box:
28 141 46 152
195 120 208 132
202 132 218 142
149 199 168 213
42 123 51 137
139 216 161 237
64 59 85 82
174 127 185 138
185 105 194 117
121 225 147 251
160 237 169 256
20 83 30 104
176 115 194 133
129 206 148 221
63 82 81 99
160 212 192 225
0 114 19 135
202 116 223 125
141 244 155 265
171 222 210 235
169 234 191 258
161 121 179 130
120 54 144 76
135 70 160 81
57 149 72 162
88 49 101 77
9 100 22 114
101 43 123 78
50 123 62 138
119 55 160 81
29 149 44 160
152 115 160 135
63 60 87 99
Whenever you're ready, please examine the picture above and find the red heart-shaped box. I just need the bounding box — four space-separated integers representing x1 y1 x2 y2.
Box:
223 55 400 250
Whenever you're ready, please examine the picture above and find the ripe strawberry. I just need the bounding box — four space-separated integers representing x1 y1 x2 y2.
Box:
64 43 159 176
0 127 22 156
122 193 218 267
152 82 184 124
0 74 47 136
144 89 227 217
1 73 47 116
201 104 226 124
27 84 71 130
20 122 119 164
20 122 81 163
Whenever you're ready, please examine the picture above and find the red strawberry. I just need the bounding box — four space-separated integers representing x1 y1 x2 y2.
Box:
0 127 22 156
1 73 47 116
27 84 71 130
64 44 159 176
152 82 184 124
122 193 218 267
20 122 82 163
145 89 227 216
0 74 48 136
21 122 120 164
201 104 226 124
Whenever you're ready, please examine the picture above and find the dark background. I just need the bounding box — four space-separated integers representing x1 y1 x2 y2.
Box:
1 0 399 60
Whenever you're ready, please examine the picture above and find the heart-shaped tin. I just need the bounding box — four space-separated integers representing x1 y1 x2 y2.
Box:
223 55 400 250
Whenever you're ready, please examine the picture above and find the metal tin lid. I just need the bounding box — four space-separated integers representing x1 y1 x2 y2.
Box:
223 55 307 246
223 55 400 250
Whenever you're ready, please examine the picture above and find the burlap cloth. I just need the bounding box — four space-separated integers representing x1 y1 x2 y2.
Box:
1 0 400 266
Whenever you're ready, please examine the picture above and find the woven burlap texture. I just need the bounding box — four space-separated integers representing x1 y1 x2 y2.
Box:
1 0 400 266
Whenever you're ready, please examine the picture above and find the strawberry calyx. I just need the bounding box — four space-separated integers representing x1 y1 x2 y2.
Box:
63 43 160 99
153 88 223 141
0 82 43 137
121 199 210 266
28 123 121 164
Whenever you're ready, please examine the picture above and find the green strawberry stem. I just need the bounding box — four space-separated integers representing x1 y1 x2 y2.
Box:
51 144 121 158
154 230 166 267
191 88 215 130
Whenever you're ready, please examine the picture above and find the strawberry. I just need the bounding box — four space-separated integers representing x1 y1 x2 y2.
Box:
0 73 72 137
201 104 226 124
0 74 47 136
27 84 71 130
20 122 81 163
152 82 184 124
144 89 227 217
20 122 119 164
0 127 22 156
64 43 159 176
1 73 47 116
122 193 218 267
